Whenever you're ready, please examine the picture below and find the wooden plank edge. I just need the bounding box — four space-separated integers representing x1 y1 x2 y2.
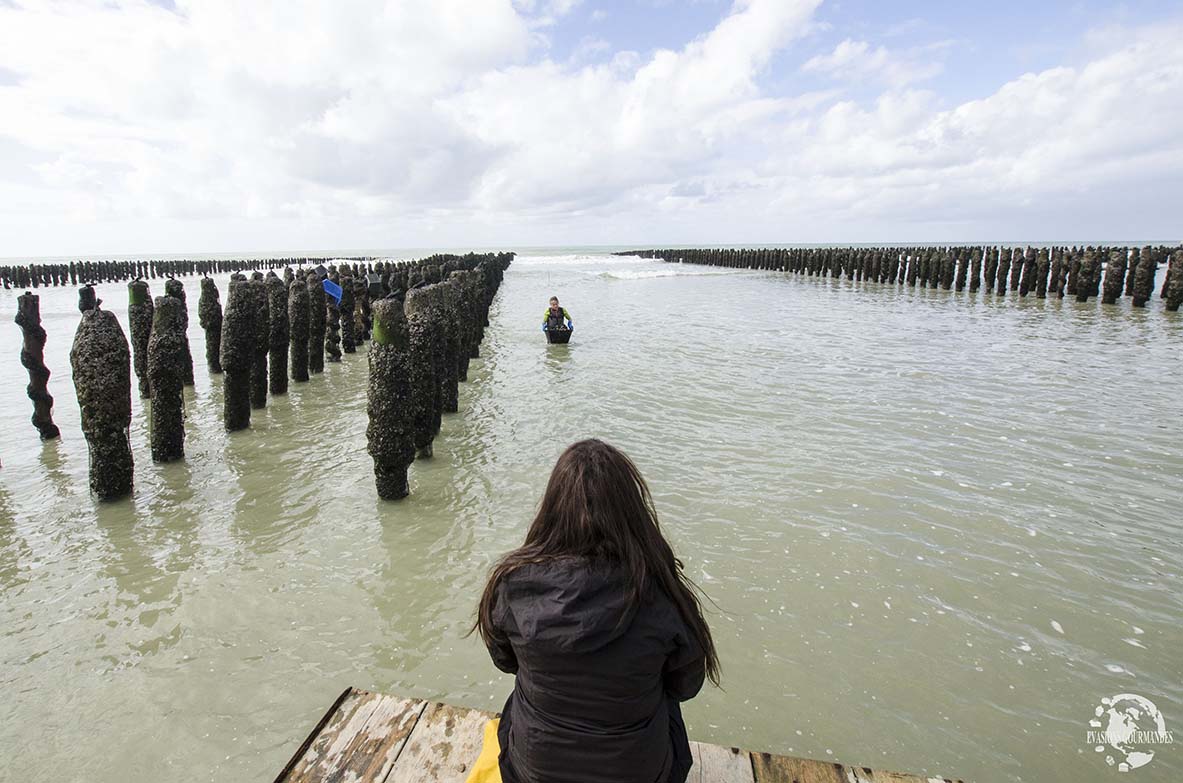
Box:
747 748 962 783
377 697 430 782
272 686 357 783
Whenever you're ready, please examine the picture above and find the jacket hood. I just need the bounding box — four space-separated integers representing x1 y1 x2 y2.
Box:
498 557 637 654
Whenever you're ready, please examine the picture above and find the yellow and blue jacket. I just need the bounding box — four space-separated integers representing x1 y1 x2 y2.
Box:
542 307 572 329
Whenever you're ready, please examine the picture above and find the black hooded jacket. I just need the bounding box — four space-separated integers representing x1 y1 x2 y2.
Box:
484 557 706 783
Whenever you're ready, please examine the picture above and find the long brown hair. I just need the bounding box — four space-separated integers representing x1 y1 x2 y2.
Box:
474 439 720 685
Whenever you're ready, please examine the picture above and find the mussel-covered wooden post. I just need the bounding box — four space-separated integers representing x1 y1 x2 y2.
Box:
1102 249 1127 305
995 250 1010 297
266 273 289 395
288 276 310 383
1034 249 1050 299
1132 247 1157 308
406 285 439 459
1076 250 1098 303
979 249 993 292
249 278 269 409
1165 251 1183 312
1049 249 1066 298
450 270 473 381
340 270 356 354
220 278 254 431
1008 249 1023 292
426 285 447 435
198 277 223 374
954 251 968 292
147 295 186 462
438 280 461 413
355 276 371 342
1064 250 1078 298
968 251 982 294
70 307 133 499
163 278 195 386
465 271 485 359
367 294 415 500
1125 248 1141 297
307 271 326 374
78 283 99 312
1018 249 1035 297
15 292 61 440
325 270 342 364
127 279 154 398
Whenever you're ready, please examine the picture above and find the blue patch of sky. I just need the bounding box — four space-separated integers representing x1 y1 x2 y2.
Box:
539 0 731 61
538 0 1183 106
0 65 23 86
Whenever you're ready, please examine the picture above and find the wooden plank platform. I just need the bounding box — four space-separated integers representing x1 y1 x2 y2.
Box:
275 688 964 783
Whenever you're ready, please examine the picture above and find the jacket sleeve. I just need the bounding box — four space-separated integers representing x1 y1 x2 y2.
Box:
486 582 519 674
663 614 706 701
487 629 518 674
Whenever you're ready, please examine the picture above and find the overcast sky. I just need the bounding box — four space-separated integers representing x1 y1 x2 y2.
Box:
1 0 1180 256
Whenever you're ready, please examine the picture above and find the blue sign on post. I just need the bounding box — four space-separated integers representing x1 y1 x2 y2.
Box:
323 278 343 303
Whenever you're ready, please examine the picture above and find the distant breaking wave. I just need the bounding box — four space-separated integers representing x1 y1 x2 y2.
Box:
594 267 742 280
512 253 641 267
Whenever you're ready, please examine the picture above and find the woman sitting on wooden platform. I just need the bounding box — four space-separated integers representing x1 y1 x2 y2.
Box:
473 439 719 783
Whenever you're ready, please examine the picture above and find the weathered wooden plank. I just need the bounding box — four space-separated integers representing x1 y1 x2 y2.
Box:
689 740 755 783
276 689 377 783
752 752 959 783
277 690 425 783
862 765 960 782
871 774 957 783
752 752 851 783
329 693 426 782
385 701 495 783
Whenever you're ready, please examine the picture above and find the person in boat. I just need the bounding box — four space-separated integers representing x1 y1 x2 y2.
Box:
474 439 719 783
542 296 573 332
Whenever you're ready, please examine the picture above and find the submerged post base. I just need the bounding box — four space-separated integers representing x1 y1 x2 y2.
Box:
374 467 410 501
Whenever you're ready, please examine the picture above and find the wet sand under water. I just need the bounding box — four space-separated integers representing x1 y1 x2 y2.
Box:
0 250 1181 782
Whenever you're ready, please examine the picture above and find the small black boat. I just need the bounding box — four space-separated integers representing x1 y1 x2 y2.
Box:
545 328 572 344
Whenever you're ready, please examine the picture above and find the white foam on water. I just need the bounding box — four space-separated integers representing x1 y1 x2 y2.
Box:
513 253 643 267
596 267 742 280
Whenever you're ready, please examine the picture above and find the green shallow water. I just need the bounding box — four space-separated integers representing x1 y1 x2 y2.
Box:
1 250 1181 782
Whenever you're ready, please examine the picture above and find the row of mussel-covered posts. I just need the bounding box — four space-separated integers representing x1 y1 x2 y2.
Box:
617 246 1183 311
0 256 375 289
11 252 513 502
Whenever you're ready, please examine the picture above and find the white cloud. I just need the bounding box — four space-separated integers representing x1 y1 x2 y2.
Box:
0 0 1179 253
802 38 947 88
515 0 582 28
